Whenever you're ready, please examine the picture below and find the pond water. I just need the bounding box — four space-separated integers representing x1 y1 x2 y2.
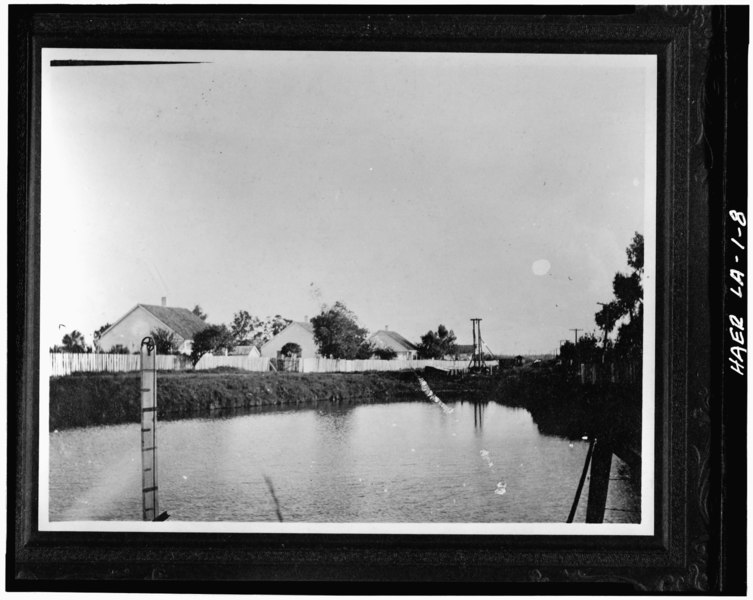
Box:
48 398 640 523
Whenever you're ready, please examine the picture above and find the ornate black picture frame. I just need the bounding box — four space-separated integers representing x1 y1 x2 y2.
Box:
7 5 746 593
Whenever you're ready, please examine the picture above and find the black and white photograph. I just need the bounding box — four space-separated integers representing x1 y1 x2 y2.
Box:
39 48 655 534
9 4 744 591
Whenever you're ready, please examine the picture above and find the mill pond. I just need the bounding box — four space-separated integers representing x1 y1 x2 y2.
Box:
49 396 640 524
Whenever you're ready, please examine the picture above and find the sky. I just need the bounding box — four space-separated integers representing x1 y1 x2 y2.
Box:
41 49 655 354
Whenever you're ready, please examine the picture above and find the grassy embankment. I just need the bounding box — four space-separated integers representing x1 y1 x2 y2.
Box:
49 370 436 431
49 365 640 442
491 365 643 447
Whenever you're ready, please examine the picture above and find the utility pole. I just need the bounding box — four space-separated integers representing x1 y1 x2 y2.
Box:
569 328 582 345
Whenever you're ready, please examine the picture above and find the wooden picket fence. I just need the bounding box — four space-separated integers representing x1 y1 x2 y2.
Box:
194 355 270 372
298 358 472 374
579 360 642 386
48 352 271 376
49 352 475 377
49 352 195 376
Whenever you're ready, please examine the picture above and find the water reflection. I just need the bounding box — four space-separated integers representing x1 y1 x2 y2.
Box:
313 402 355 435
307 404 357 520
473 401 487 430
49 397 640 524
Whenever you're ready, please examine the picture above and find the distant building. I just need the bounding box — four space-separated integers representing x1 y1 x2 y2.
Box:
229 344 261 358
260 321 319 358
367 329 418 360
98 299 208 354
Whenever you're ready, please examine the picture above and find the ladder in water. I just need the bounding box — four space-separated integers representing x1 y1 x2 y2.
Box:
140 337 162 521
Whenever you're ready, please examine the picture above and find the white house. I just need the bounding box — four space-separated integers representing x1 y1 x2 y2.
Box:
97 300 208 354
229 344 262 358
367 329 419 360
260 321 319 358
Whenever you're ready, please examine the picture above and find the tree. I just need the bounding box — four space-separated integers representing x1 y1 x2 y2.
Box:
192 305 208 321
594 231 644 358
558 340 576 363
227 311 291 347
190 324 234 366
150 327 178 354
559 333 600 364
372 346 398 360
355 341 378 360
595 300 621 352
61 330 87 353
248 315 293 347
241 314 293 347
615 304 643 357
280 342 302 357
230 310 261 344
626 232 644 273
310 302 368 359
417 324 457 359
264 315 292 339
613 272 642 321
574 333 601 363
93 323 111 351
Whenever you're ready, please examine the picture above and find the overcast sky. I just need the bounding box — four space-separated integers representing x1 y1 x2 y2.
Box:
41 49 655 354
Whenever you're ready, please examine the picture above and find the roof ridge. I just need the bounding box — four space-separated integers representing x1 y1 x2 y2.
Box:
140 303 186 309
140 304 208 339
369 329 418 351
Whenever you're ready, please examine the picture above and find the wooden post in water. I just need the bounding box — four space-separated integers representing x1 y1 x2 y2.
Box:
566 437 595 523
585 438 612 523
140 336 159 521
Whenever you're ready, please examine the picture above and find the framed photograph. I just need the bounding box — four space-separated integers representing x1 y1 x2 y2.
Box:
8 5 746 592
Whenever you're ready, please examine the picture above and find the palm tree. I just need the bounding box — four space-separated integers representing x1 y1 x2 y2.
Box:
595 301 621 351
150 327 178 354
61 330 86 353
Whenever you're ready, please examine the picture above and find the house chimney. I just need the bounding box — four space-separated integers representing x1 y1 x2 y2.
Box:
304 315 309 322
385 325 389 331
161 296 167 307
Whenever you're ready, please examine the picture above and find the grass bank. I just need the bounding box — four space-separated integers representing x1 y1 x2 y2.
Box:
49 370 428 431
48 366 640 441
492 365 642 444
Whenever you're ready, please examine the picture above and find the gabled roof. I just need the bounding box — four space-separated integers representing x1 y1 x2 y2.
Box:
369 330 418 352
229 344 259 356
259 321 314 350
138 304 209 340
293 321 314 334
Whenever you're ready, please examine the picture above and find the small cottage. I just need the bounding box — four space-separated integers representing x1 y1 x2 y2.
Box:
229 344 261 358
97 299 208 354
367 329 418 360
260 321 319 358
